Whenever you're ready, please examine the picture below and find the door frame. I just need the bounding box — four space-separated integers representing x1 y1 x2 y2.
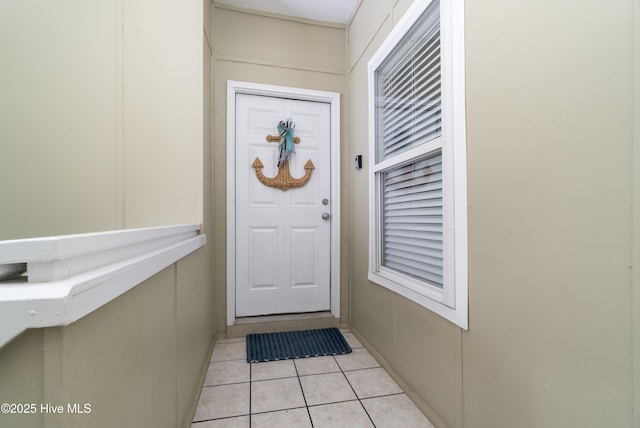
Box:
226 80 341 326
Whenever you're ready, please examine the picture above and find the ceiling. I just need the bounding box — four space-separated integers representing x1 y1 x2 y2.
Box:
215 0 360 25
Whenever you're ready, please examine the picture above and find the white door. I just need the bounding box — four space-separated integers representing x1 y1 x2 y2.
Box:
235 93 332 316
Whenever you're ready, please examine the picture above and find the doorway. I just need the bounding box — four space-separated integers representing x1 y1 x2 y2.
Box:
226 81 341 325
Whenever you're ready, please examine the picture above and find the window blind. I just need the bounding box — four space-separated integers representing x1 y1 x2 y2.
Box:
381 151 443 287
376 0 441 162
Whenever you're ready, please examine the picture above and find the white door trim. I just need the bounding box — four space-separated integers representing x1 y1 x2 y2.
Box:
226 80 341 326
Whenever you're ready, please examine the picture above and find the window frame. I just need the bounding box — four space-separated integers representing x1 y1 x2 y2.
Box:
367 0 468 329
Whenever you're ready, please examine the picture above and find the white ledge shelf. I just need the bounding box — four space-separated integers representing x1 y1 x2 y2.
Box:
0 225 206 348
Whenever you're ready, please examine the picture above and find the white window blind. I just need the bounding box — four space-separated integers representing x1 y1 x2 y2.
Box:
381 151 443 287
375 0 441 162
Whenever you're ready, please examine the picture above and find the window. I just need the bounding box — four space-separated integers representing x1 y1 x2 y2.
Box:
368 0 467 329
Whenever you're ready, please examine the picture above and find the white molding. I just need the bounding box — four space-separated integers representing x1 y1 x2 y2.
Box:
0 224 199 264
366 0 468 330
0 225 206 348
450 0 468 331
226 80 341 326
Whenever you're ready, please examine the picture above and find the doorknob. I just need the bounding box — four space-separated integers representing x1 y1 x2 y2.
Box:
322 212 330 220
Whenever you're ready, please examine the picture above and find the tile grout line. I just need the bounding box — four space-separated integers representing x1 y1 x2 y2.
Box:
293 358 316 428
193 414 251 425
335 354 378 428
251 375 299 383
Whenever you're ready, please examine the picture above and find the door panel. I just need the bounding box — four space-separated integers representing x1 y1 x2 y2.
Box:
291 227 319 287
235 93 331 316
249 227 278 290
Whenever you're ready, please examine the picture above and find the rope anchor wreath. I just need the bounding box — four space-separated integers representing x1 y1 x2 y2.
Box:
252 118 315 191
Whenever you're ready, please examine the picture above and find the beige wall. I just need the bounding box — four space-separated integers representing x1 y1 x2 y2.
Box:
464 1 632 426
0 0 119 239
0 252 213 428
212 6 349 333
121 0 204 229
348 1 634 427
0 330 45 427
0 0 204 239
0 1 214 427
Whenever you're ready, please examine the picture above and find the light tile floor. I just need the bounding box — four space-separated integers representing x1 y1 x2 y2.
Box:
192 330 434 427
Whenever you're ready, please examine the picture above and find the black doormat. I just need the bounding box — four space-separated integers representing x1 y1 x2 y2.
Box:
246 327 352 363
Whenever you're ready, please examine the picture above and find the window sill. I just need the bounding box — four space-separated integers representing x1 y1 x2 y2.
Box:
0 225 206 348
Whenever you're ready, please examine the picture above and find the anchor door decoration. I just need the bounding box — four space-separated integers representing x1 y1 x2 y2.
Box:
252 118 315 191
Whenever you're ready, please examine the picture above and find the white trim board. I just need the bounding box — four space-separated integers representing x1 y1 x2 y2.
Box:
0 225 206 348
226 80 341 326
